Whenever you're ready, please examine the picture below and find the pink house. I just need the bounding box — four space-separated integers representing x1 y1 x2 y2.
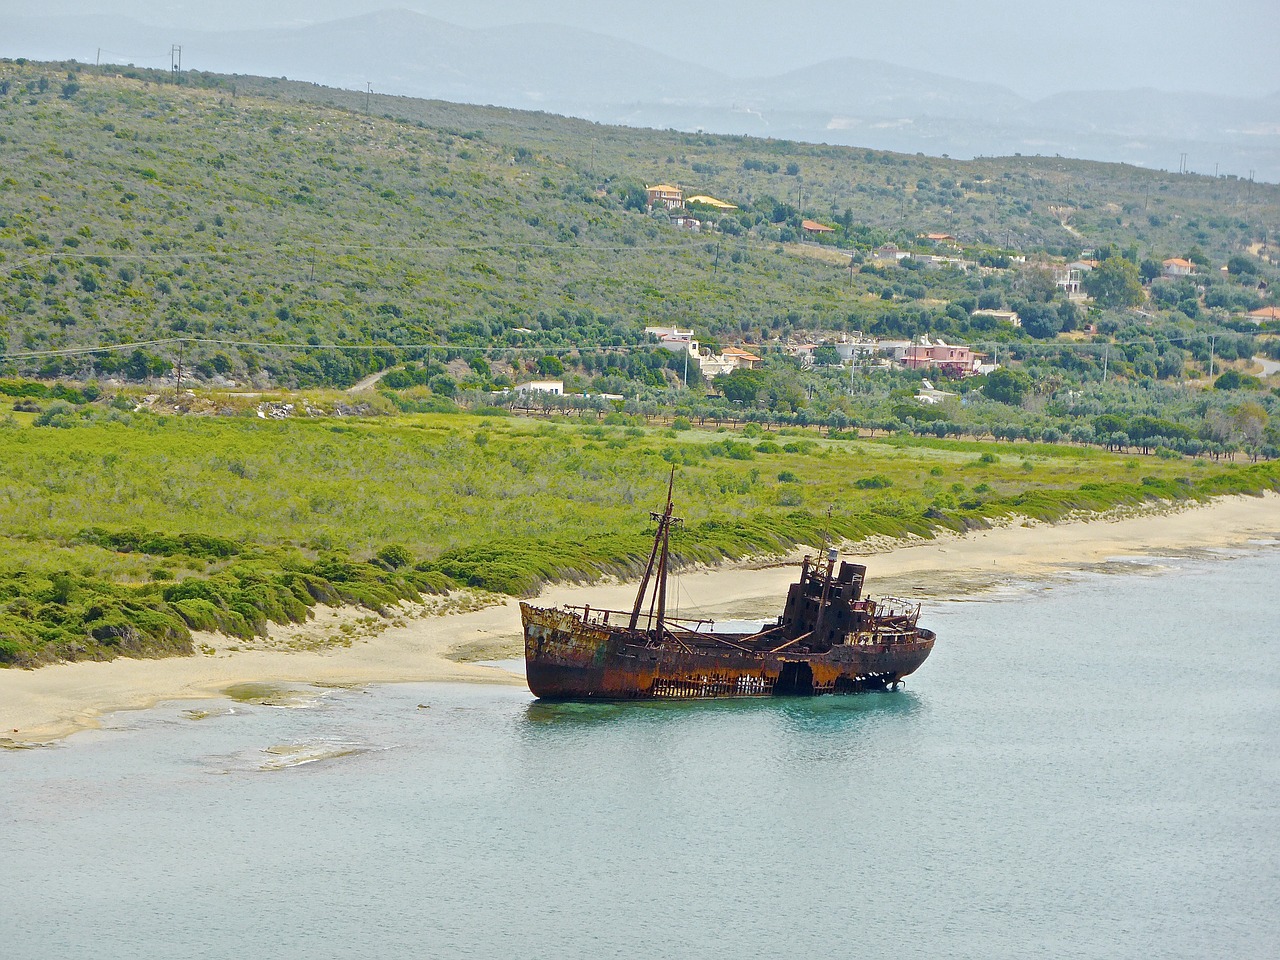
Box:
902 337 983 377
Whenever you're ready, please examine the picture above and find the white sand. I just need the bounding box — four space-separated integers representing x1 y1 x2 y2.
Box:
3 492 1278 743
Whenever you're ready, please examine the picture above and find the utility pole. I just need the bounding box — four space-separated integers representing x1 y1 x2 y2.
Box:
170 44 181 76
175 339 185 393
365 82 372 115
1102 344 1109 382
1209 334 1216 378
96 48 101 67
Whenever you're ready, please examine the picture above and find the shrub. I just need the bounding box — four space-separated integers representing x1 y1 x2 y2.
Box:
376 544 414 569
34 400 76 428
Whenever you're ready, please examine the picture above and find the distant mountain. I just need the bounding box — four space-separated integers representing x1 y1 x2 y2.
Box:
3 10 732 108
740 58 1031 122
5 9 1278 181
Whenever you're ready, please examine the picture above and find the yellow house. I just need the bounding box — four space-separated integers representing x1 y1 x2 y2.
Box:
646 184 683 208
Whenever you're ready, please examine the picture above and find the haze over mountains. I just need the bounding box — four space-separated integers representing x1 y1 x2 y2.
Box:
7 8 1280 182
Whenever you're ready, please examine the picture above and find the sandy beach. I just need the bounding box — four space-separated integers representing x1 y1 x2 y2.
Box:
4 492 1279 744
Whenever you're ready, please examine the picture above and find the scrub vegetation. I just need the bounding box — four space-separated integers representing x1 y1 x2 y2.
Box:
2 411 1277 666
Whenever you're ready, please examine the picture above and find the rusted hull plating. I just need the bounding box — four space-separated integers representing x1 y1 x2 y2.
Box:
522 604 935 700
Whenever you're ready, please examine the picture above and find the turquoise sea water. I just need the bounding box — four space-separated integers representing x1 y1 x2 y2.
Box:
3 548 1278 959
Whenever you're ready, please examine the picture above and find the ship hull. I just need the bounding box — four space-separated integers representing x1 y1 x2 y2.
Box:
522 603 934 700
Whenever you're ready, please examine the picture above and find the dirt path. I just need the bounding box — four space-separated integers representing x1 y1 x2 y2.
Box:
1253 355 1280 377
347 369 390 393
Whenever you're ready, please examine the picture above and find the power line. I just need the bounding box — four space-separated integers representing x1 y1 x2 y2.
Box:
1 239 716 273
1 338 185 360
964 330 1231 356
0 335 687 363
90 49 174 70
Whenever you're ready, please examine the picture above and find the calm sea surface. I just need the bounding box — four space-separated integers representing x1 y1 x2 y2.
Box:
3 548 1278 959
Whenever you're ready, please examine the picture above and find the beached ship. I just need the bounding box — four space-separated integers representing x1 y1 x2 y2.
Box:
520 474 935 699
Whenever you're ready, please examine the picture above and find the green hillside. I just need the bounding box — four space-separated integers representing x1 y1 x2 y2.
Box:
2 60 1277 390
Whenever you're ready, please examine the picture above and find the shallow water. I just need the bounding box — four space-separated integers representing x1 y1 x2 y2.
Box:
3 548 1278 959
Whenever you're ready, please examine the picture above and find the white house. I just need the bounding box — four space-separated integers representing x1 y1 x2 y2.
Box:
835 338 879 362
516 380 563 395
1056 261 1094 299
645 325 702 361
915 378 956 405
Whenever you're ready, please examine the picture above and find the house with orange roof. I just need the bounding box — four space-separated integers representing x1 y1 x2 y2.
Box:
1247 305 1280 323
1162 257 1195 277
646 184 683 208
801 219 834 235
697 346 764 378
720 347 763 370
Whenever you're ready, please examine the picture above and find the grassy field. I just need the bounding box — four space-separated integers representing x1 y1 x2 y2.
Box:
2 406 1277 666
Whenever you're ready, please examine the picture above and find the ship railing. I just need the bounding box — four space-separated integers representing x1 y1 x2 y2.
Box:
561 604 713 631
876 598 921 624
561 604 787 652
849 628 918 646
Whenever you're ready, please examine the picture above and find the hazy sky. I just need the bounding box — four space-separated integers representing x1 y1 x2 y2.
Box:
9 0 1273 99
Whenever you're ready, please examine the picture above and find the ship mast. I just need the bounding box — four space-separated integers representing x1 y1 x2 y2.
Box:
810 547 839 647
629 467 682 640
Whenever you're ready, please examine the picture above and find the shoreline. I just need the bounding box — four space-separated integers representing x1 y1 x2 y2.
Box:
3 492 1279 745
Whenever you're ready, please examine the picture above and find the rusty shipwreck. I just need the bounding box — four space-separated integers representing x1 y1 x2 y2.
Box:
520 476 935 700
